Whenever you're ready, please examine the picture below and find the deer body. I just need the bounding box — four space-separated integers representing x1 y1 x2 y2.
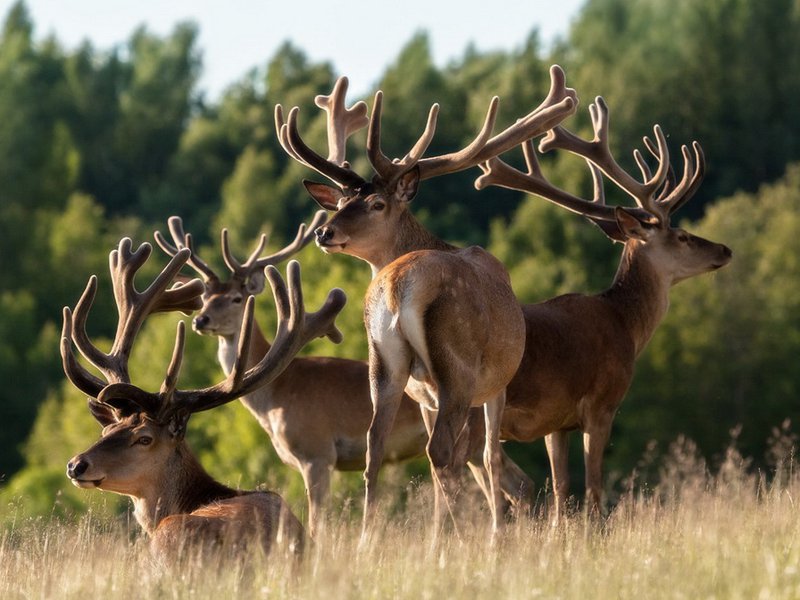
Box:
62 240 345 558
161 216 428 539
475 95 732 518
276 69 577 540
68 413 305 558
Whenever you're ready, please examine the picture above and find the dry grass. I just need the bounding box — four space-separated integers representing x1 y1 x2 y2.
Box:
2 435 799 599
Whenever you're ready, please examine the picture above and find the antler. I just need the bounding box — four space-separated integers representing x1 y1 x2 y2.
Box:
220 210 328 280
153 217 219 282
276 76 369 190
476 96 706 228
61 239 205 397
537 96 704 226
156 212 328 286
92 261 347 434
276 65 578 192
366 64 578 187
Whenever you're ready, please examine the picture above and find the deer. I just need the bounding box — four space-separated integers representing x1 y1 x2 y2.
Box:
473 96 733 519
274 68 578 540
154 213 431 539
63 238 346 558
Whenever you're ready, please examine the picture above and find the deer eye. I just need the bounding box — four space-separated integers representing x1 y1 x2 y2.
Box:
231 295 243 304
136 436 153 446
371 200 386 212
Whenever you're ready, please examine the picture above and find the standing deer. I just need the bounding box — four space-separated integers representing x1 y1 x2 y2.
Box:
474 96 733 518
275 68 577 539
63 238 346 557
154 214 430 539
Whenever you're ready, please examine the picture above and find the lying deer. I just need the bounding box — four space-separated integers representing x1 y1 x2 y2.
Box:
63 238 345 557
154 214 430 539
275 69 576 539
475 96 733 518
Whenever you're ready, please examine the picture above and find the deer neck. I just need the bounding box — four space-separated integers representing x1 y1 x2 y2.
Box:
602 241 672 356
131 443 237 536
217 316 271 375
367 211 456 276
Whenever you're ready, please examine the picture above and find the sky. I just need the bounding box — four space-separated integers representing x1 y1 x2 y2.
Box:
2 0 585 101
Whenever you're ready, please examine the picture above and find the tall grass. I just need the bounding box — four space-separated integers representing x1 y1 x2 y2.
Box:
2 431 799 599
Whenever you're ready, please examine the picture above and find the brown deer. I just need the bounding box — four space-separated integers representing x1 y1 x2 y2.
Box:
474 96 733 519
154 214 430 539
63 238 346 558
275 69 577 539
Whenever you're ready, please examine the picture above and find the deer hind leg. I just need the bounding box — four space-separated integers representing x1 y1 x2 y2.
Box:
426 390 472 542
499 449 535 516
362 337 412 539
301 459 332 540
483 391 507 539
545 430 570 522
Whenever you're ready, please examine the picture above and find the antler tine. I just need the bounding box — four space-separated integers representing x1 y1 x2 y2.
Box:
253 210 328 269
642 135 677 202
159 320 186 402
170 260 347 414
366 90 397 182
61 306 106 396
281 104 367 190
154 216 220 282
220 228 267 279
661 141 705 215
314 76 370 165
475 139 620 222
540 96 671 224
415 64 577 182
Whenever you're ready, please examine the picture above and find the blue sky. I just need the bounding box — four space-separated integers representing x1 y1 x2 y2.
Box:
2 0 585 100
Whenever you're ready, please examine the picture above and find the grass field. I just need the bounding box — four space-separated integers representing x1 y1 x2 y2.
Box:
2 435 798 599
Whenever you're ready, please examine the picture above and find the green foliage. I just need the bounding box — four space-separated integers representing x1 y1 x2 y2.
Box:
1 0 799 526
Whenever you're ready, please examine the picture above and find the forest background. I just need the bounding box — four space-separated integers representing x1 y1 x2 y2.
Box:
1 0 799 522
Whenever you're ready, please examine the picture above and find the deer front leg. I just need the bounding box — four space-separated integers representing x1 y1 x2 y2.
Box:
362 341 410 541
483 392 506 539
583 414 613 517
545 430 570 522
301 459 332 540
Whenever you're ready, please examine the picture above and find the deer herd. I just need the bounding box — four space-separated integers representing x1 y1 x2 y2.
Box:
63 65 731 560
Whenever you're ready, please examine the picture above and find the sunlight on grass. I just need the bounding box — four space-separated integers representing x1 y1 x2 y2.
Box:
2 435 799 599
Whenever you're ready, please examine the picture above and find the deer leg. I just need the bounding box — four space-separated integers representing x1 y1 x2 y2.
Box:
499 449 535 516
301 459 332 540
427 394 470 541
583 416 613 516
483 392 507 538
362 340 410 540
545 430 570 522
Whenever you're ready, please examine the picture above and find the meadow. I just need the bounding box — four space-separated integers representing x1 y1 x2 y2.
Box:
3 431 797 599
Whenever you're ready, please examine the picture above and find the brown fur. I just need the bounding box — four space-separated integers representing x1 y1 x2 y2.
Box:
67 414 305 560
309 173 526 540
196 279 428 539
502 225 732 518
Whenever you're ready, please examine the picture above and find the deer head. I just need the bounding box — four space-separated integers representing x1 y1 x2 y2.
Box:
64 239 347 494
154 212 327 338
275 67 578 267
475 96 732 284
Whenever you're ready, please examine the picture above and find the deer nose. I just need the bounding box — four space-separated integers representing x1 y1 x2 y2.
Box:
722 245 733 258
193 315 210 330
67 458 88 479
315 226 334 245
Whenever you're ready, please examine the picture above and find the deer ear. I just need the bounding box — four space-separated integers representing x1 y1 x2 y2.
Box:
395 166 420 203
614 207 655 242
87 398 118 427
588 217 627 242
303 180 344 211
245 271 266 295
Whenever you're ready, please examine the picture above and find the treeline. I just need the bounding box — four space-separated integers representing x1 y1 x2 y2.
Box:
1 0 799 519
